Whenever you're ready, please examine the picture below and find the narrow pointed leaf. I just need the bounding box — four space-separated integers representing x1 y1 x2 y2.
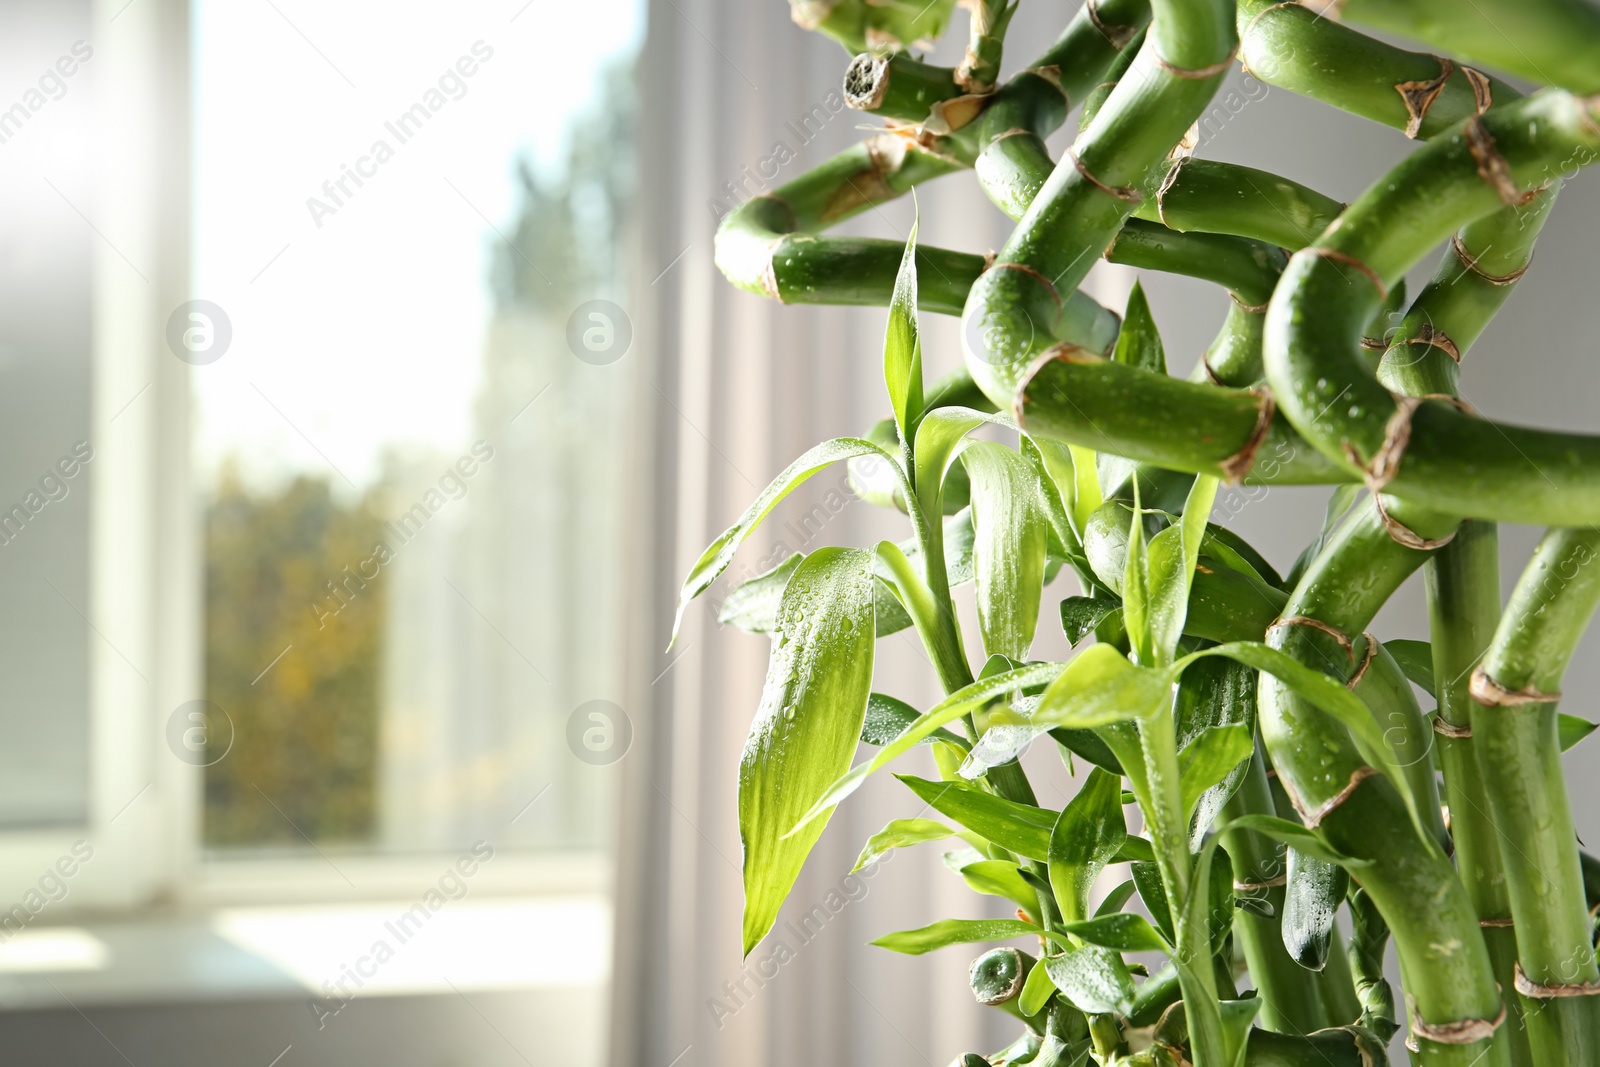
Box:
1049 766 1125 923
911 407 1019 533
884 220 924 448
1113 281 1166 375
1384 638 1436 698
1018 953 1058 1015
1560 714 1598 751
1001 644 1173 731
1222 814 1373 869
673 437 908 644
1146 474 1219 665
739 548 876 955
861 692 964 748
791 660 1067 831
962 441 1050 660
959 860 1041 912
1094 878 1139 918
1177 724 1254 821
1131 861 1175 946
896 774 1057 861
1060 595 1121 648
872 918 1041 956
852 818 956 872
1058 912 1171 954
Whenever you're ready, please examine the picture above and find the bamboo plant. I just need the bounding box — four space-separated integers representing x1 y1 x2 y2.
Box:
675 1 1600 1063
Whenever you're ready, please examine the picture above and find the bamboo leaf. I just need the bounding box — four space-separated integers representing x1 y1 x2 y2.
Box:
1043 943 1136 1015
1131 861 1174 946
1384 638 1436 698
962 442 1051 659
1182 642 1432 849
852 818 957 872
739 548 877 955
895 774 1057 862
1095 878 1139 917
1051 726 1126 775
1281 847 1347 971
1175 657 1258 847
872 918 1041 956
1060 595 1121 648
791 660 1068 832
1058 912 1171 954
1018 954 1058 1016
1145 474 1219 666
1113 281 1166 375
1123 487 1153 663
1178 724 1254 820
861 692 965 748
1561 714 1598 751
959 860 1041 913
911 408 1019 536
1049 766 1126 922
719 554 911 638
672 437 909 645
1002 644 1173 731
884 219 925 451
1222 814 1373 869
1066 445 1103 538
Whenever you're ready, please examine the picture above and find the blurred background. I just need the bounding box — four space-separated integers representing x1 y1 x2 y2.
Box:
0 0 1595 1064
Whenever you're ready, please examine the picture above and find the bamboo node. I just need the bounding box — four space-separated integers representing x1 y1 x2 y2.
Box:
1359 336 1388 351
1410 324 1461 362
1219 385 1275 484
1200 350 1224 386
1233 874 1288 892
1230 292 1270 315
1368 395 1422 491
1068 148 1142 204
1478 917 1514 928
1302 765 1377 829
1347 633 1378 689
1513 965 1600 998
1373 491 1457 551
1468 666 1560 706
1433 716 1472 739
1451 233 1530 285
1154 46 1239 81
1023 65 1067 101
1395 57 1454 139
1084 0 1140 49
1269 615 1355 662
1155 156 1188 229
1465 118 1538 207
989 262 1062 308
1462 67 1494 114
1301 247 1387 299
955 50 994 96
1407 996 1507 1045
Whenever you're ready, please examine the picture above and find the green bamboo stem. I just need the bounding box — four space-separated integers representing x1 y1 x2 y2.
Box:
1261 91 1600 527
1257 498 1512 1066
842 53 964 122
1329 0 1600 95
1472 527 1600 1063
1220 749 1336 1034
1238 0 1521 140
1424 522 1534 1066
1136 158 1345 251
955 0 1014 95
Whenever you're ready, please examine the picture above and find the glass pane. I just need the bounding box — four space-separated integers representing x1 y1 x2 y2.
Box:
192 1 642 856
0 0 95 829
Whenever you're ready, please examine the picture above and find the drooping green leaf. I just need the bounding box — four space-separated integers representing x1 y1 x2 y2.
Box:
739 548 877 956
1123 486 1153 663
1384 639 1436 698
1043 943 1136 1015
1060 595 1121 648
1113 835 1157 864
1058 912 1171 954
1003 644 1173 732
1145 474 1219 666
884 219 925 451
959 860 1041 913
1222 814 1373 869
1113 281 1166 375
962 441 1051 660
1023 436 1085 558
911 408 1020 538
1282 847 1347 971
719 554 912 638
672 437 909 644
1561 714 1598 751
1049 767 1126 922
852 818 957 872
872 918 1041 956
1175 656 1259 847
1051 726 1126 775
860 692 965 748
1018 953 1058 1016
1182 642 1431 849
896 774 1057 862
791 660 1068 832
1178 724 1254 821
